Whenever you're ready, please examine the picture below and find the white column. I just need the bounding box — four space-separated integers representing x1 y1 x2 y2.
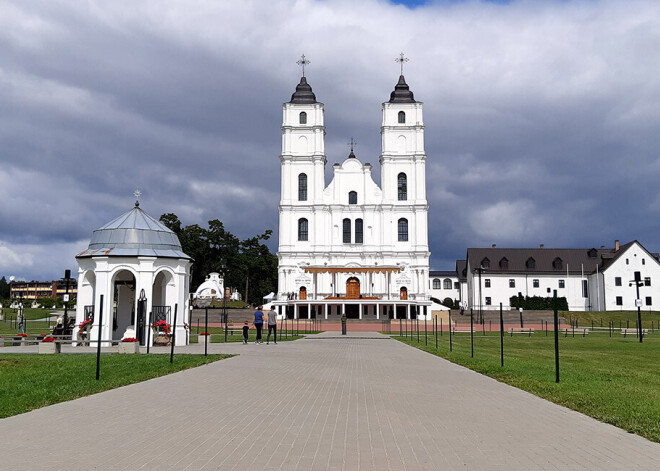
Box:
294 304 298 319
359 303 362 319
407 304 410 320
342 303 345 316
324 303 328 319
376 303 380 320
332 273 336 296
387 272 391 300
313 273 317 300
308 303 311 320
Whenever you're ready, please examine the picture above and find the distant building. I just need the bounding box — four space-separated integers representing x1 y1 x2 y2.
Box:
10 280 77 301
461 240 659 311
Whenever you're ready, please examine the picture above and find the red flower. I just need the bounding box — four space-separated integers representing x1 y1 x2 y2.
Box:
199 332 210 336
122 338 139 342
16 333 28 337
79 319 93 330
42 337 55 343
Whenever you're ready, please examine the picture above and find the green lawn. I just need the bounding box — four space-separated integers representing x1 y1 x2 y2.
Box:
394 330 660 443
0 354 230 418
561 310 660 329
189 326 319 343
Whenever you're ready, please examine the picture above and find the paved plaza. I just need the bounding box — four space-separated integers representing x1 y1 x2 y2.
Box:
1 332 659 470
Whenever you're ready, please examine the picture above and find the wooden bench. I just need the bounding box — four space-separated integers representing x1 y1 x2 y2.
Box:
508 328 535 336
620 328 649 336
560 328 589 336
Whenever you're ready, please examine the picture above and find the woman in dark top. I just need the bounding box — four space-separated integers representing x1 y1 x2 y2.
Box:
253 307 264 344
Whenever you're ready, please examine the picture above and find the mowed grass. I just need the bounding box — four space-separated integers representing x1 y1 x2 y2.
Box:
0 354 230 418
560 310 660 329
394 330 660 442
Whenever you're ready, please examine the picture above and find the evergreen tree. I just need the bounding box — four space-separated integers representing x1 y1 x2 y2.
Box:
0 276 9 299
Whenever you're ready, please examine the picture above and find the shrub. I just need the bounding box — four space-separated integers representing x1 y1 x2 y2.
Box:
510 295 568 311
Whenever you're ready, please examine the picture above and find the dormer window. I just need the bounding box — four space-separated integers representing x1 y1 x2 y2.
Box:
299 111 307 124
348 191 357 204
398 111 406 124
588 248 598 258
481 258 490 269
553 257 563 270
526 257 536 269
499 257 509 269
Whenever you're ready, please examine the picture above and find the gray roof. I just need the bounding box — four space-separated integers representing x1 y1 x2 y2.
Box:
76 203 190 259
430 270 456 277
388 75 416 103
456 260 467 281
289 76 317 104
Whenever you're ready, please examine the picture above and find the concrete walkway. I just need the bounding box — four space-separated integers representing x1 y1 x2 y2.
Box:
0 332 659 470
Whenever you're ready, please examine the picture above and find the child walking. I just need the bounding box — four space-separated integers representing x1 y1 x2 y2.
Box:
242 321 249 344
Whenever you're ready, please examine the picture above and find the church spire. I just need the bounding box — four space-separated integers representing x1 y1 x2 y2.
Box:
290 54 317 104
389 53 416 103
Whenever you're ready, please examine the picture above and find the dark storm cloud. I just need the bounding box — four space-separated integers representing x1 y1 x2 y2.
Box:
1 0 659 280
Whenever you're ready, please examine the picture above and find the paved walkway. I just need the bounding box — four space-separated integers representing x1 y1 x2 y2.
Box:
1 332 659 470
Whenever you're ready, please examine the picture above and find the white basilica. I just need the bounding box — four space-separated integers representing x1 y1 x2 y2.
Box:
273 70 432 320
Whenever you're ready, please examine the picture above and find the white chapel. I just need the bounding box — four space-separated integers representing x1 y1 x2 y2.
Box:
273 67 432 320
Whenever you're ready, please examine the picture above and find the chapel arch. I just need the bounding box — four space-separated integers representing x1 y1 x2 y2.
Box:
111 269 137 341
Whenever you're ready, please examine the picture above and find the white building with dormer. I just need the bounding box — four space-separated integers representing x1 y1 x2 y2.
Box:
273 72 432 320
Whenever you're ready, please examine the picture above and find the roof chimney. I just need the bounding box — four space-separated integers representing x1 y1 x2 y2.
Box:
615 240 620 252
540 244 544 249
492 244 496 248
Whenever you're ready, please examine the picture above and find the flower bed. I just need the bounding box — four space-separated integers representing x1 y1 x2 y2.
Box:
42 337 56 343
122 337 139 342
119 340 140 354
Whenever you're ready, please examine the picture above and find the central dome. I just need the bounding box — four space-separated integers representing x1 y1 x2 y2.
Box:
76 203 190 259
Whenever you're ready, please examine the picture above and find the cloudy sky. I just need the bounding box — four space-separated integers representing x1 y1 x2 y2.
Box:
1 0 659 282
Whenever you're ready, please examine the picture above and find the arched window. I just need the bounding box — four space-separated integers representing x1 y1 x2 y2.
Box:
553 257 563 270
526 257 536 269
398 218 408 241
432 278 441 289
298 173 307 201
397 173 407 201
299 111 307 124
343 218 351 243
348 191 357 204
298 218 308 241
355 218 363 244
481 257 490 269
398 111 405 124
499 257 509 269
443 278 452 289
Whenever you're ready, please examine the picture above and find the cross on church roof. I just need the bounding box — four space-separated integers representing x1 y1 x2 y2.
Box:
395 52 409 75
134 189 141 207
348 138 357 152
296 54 310 77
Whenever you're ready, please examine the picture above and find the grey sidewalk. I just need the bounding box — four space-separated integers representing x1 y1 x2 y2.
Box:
0 332 659 470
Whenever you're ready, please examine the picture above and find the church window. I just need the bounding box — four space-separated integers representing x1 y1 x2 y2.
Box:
526 257 535 269
298 173 307 201
298 218 308 241
349 191 357 205
432 278 441 289
553 257 563 270
397 173 407 201
299 111 307 124
355 219 363 244
343 218 351 243
398 111 406 124
398 218 408 241
443 279 452 289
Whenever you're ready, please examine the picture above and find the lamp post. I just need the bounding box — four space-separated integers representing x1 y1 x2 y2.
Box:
62 269 71 333
473 265 486 324
630 271 644 343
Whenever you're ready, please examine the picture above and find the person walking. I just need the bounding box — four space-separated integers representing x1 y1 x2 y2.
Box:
253 306 264 344
17 304 25 334
266 306 277 344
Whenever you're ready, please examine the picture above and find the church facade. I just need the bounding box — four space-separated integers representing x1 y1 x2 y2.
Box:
273 72 432 320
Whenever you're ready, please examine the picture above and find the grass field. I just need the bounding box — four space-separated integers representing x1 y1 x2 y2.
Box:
394 329 660 443
0 354 230 418
560 310 660 329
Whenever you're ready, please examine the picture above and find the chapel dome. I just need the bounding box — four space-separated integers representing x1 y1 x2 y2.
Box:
388 75 416 103
76 202 190 259
289 76 317 104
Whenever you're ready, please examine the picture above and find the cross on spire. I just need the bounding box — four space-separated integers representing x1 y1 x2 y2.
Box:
348 138 357 152
296 54 310 77
395 52 409 75
134 189 141 207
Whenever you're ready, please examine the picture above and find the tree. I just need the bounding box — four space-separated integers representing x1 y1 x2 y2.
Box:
0 276 9 299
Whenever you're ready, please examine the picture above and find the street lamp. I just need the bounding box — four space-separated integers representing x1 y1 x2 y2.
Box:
629 271 644 343
62 269 71 334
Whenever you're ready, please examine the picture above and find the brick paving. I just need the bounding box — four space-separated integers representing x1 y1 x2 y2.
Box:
1 331 659 470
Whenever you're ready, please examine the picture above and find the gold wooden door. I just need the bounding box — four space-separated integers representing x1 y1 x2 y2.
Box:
346 278 360 299
299 287 307 300
400 287 408 300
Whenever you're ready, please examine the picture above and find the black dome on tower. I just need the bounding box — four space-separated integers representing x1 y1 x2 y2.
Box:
289 77 317 104
388 75 416 103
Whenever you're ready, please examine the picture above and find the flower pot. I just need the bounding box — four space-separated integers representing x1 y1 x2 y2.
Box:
119 342 140 354
38 342 61 354
199 334 211 344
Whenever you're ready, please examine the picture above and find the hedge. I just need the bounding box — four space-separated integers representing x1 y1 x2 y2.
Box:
510 295 568 311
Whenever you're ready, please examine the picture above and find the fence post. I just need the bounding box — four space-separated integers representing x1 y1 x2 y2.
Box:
170 304 177 363
470 308 474 358
95 295 104 381
500 302 504 367
553 290 560 383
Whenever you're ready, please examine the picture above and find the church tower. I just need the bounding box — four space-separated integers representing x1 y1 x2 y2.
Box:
278 61 326 256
